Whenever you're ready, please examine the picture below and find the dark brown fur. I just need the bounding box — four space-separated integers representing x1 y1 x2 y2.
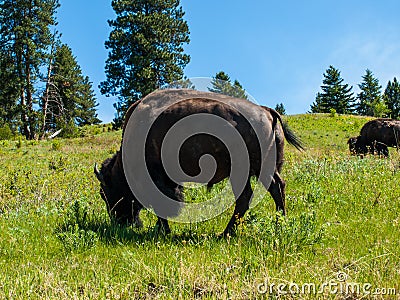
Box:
351 119 400 156
95 89 303 235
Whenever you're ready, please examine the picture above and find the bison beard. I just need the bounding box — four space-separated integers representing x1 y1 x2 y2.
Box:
95 89 303 236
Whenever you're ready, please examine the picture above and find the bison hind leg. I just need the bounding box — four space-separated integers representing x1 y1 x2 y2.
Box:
223 177 253 236
206 182 213 193
261 171 286 215
133 209 143 228
155 217 171 235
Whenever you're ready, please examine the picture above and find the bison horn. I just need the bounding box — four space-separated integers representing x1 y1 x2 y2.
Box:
94 163 106 185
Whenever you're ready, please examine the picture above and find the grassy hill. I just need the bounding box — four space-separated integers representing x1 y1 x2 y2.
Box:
1 114 399 299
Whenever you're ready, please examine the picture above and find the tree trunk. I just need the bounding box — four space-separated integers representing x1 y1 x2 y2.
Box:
25 54 35 140
40 53 54 140
17 49 30 140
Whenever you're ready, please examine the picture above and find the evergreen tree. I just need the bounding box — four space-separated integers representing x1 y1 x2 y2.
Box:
310 66 355 114
383 78 400 119
275 103 286 115
231 80 248 99
100 0 190 128
310 93 324 113
0 0 60 139
209 71 248 99
41 44 100 135
162 77 195 89
356 69 383 116
0 49 19 128
209 71 231 95
75 76 101 126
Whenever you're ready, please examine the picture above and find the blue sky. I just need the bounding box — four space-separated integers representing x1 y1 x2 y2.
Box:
57 0 400 123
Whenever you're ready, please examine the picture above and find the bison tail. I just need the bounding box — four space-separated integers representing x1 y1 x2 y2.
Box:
280 120 304 151
264 107 304 151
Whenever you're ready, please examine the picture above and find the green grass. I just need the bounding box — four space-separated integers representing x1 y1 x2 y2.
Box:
1 114 399 299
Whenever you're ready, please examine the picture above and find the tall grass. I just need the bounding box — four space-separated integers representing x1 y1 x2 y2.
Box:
0 115 399 299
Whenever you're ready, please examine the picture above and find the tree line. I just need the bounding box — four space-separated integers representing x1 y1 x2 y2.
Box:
0 0 299 139
4 0 397 141
0 0 100 140
310 66 400 119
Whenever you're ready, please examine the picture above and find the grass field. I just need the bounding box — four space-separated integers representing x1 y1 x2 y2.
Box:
1 114 399 299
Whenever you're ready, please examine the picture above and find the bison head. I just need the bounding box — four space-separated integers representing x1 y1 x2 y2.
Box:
347 136 358 155
94 152 143 227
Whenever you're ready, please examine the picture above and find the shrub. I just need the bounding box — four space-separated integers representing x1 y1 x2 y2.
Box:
51 140 62 151
0 124 13 140
48 156 67 171
56 199 99 251
58 119 79 138
246 211 325 262
57 224 99 252
16 136 23 149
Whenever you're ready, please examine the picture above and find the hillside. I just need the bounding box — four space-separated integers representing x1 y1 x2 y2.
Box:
287 113 375 151
0 114 399 299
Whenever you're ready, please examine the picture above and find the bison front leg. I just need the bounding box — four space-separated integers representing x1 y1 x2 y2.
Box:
152 183 183 235
223 178 253 236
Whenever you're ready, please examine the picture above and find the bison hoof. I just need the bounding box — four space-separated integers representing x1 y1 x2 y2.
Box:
133 218 143 228
154 220 171 235
221 226 237 238
154 226 171 235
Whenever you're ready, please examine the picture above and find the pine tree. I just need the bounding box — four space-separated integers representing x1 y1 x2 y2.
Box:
231 80 248 99
100 0 190 128
275 103 286 115
209 71 231 95
162 77 194 89
356 69 383 116
41 44 100 135
75 76 101 126
310 93 324 113
0 49 20 128
383 78 400 119
209 71 248 99
0 0 60 139
310 66 355 114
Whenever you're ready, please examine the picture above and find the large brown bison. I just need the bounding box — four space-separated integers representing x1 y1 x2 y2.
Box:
94 89 303 235
349 118 400 156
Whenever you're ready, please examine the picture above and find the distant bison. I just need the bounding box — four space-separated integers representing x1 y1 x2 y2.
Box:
94 89 303 236
348 118 400 157
371 140 389 157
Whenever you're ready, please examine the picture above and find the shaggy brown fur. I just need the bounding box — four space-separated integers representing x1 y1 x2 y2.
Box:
351 119 400 157
95 89 303 235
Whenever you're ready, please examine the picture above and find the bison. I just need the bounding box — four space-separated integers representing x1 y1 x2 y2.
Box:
94 89 303 236
371 140 389 157
348 136 389 157
348 118 400 157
